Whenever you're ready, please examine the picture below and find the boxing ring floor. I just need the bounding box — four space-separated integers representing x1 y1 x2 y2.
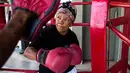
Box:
1 49 130 73
1 50 39 73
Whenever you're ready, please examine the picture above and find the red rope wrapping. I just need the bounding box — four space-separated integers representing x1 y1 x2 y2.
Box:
110 1 130 8
0 4 10 7
0 68 38 73
107 22 130 46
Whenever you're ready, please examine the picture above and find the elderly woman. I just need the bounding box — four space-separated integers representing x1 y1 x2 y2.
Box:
24 1 82 73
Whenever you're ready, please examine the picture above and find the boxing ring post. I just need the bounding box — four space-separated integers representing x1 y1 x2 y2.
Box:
120 1 130 73
107 0 130 73
90 0 108 73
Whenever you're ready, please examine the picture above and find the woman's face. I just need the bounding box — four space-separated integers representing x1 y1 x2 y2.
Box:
55 13 72 35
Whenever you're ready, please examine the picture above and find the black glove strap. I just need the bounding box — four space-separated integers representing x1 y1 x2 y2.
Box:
37 49 49 64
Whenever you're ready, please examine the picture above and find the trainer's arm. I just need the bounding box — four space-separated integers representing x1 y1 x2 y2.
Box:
0 10 36 68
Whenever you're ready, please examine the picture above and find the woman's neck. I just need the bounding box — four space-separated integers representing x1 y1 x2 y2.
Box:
59 30 69 35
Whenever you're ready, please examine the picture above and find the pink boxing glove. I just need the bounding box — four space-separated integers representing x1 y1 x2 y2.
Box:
68 44 82 65
36 47 72 73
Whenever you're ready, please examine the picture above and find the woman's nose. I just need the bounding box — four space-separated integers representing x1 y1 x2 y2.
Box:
59 18 64 23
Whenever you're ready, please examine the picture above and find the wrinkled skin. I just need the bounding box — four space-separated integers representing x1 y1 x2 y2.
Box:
55 13 72 35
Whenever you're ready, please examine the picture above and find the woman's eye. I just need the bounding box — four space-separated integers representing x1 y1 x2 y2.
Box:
57 16 60 19
64 19 67 21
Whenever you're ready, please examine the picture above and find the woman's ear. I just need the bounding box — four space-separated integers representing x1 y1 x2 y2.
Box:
68 24 72 28
69 21 73 26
